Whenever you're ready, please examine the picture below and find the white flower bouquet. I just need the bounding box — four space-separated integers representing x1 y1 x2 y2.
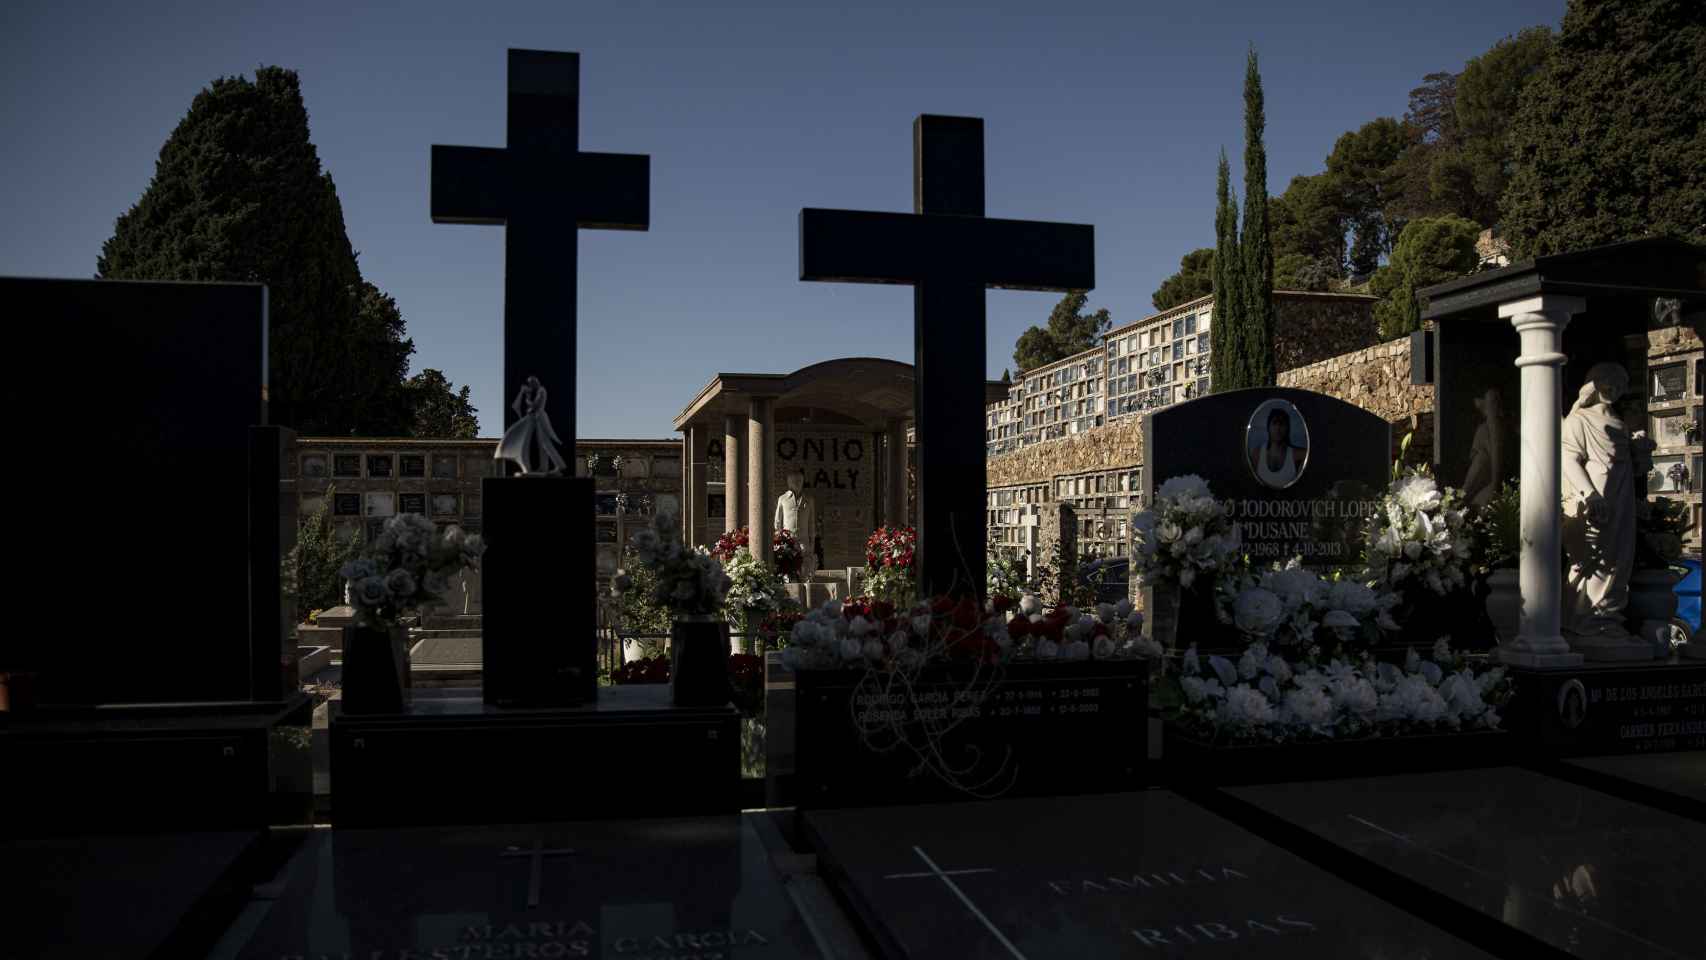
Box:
339 514 485 629
723 546 785 620
1215 560 1398 655
1131 475 1243 593
627 512 731 617
1171 636 1509 745
1364 470 1474 599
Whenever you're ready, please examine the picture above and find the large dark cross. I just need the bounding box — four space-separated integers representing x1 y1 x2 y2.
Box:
431 48 649 439
432 49 647 706
800 115 1094 597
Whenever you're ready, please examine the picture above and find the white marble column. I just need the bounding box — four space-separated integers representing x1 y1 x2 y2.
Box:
723 413 747 535
1497 294 1586 668
747 397 775 568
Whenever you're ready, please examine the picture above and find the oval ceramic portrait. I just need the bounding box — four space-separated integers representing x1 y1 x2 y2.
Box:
1244 399 1310 490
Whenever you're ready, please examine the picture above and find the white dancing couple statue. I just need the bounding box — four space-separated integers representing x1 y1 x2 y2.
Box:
494 375 567 476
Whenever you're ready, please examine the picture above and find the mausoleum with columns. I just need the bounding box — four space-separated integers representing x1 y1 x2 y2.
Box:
673 357 1008 598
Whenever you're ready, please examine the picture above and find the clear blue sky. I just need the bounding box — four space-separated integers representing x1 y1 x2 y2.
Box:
2 0 1564 438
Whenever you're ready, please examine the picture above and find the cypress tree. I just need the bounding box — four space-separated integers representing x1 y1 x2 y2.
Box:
97 67 414 435
1240 47 1276 387
1209 149 1243 392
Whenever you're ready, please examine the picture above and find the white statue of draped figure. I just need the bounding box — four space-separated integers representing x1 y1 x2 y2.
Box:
1560 362 1637 642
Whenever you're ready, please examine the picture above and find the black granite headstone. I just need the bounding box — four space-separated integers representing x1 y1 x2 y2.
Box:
1143 387 1390 566
230 815 823 958
2 276 291 704
800 115 1094 598
793 661 1146 809
1501 658 1706 757
1227 766 1706 959
804 791 1495 958
431 49 648 705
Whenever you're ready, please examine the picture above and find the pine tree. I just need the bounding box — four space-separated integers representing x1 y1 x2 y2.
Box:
96 66 417 435
1240 47 1276 387
1209 149 1244 392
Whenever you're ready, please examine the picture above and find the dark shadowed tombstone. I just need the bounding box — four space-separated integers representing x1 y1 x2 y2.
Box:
800 115 1094 598
0 275 307 958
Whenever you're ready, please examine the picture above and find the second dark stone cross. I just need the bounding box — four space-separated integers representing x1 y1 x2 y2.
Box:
800 115 1095 598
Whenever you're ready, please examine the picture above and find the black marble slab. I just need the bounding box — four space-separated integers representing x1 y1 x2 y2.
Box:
804 791 1494 959
1549 753 1706 822
3 830 265 959
329 685 739 825
1227 766 1706 959
1 694 310 833
229 815 823 959
1503 658 1706 756
793 661 1146 809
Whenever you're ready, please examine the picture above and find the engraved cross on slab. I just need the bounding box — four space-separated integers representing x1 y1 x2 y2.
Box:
499 837 578 908
882 845 1026 960
432 48 650 441
799 115 1094 598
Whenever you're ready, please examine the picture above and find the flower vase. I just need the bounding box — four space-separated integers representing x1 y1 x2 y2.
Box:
1483 568 1521 645
671 615 731 708
341 624 412 715
1150 581 1224 653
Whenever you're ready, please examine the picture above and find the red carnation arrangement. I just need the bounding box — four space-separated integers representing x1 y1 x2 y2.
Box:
865 525 918 572
773 528 805 578
712 526 751 563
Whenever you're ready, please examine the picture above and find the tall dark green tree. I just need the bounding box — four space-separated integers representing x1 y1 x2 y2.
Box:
1326 118 1408 276
404 369 481 438
1151 248 1215 310
1010 291 1111 374
1209 149 1244 391
1502 0 1705 257
1270 172 1349 276
1239 48 1276 387
1370 215 1483 338
95 66 434 436
1440 26 1555 227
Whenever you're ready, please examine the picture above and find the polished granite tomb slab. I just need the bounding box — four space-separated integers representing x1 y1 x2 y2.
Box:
5 830 267 959
803 791 1493 959
1554 753 1706 821
1227 766 1706 959
226 814 824 959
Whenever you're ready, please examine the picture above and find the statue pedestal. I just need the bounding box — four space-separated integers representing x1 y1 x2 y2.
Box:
481 475 596 706
1494 643 1584 670
1571 635 1661 662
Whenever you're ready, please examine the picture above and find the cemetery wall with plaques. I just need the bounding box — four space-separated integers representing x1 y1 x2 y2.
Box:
987 322 1703 558
283 436 681 588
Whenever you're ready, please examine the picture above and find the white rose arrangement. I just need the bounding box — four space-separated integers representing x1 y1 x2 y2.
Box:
1364 470 1474 599
1215 560 1398 655
1131 474 1242 592
1172 636 1508 744
339 514 485 629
